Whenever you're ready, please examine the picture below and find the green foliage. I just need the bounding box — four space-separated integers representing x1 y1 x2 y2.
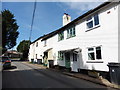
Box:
17 40 30 60
17 40 30 53
2 9 19 53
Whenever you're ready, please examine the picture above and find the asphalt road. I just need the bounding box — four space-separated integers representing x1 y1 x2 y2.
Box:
2 61 117 89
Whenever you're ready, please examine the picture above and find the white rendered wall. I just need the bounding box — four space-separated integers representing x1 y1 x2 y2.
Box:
29 3 119 72
75 3 118 72
29 39 44 62
29 43 34 62
55 3 118 72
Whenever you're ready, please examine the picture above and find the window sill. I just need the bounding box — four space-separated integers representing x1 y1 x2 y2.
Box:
86 25 100 32
86 60 103 63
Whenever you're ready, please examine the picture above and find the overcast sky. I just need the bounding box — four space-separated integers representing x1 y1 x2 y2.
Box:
2 0 107 50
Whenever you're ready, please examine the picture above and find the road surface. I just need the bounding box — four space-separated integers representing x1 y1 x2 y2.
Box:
2 61 116 89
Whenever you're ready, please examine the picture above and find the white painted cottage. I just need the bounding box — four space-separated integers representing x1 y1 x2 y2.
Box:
29 1 120 75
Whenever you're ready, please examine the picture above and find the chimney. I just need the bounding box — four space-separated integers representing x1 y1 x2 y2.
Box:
63 13 71 26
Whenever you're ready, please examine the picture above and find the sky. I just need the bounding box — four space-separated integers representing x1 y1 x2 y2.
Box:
2 0 107 50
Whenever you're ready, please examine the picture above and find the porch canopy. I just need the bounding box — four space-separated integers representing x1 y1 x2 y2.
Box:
44 48 53 52
44 48 53 60
59 48 81 53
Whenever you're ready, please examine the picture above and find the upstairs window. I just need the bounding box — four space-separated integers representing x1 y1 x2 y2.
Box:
88 46 102 60
86 14 99 29
67 26 76 38
58 51 64 60
36 42 38 47
94 14 99 25
86 17 93 29
44 40 47 47
58 31 64 41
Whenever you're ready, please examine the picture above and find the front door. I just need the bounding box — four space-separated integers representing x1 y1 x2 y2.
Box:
43 52 48 66
65 52 70 68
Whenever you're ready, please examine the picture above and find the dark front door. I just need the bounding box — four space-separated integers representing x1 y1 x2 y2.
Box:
65 52 70 68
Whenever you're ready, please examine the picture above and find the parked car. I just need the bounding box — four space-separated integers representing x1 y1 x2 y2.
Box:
0 59 2 71
0 56 11 69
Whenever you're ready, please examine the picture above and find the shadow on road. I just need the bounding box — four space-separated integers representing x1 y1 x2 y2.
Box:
3 65 17 70
2 66 114 89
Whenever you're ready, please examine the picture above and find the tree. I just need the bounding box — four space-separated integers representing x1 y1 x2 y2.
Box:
2 9 19 53
17 40 30 60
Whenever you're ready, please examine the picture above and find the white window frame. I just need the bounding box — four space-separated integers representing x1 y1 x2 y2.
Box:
87 46 102 61
88 47 95 60
67 26 76 38
86 14 100 30
58 31 64 41
86 16 94 29
58 51 64 60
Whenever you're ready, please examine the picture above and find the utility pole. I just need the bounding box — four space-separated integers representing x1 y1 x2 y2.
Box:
29 0 37 47
28 0 37 61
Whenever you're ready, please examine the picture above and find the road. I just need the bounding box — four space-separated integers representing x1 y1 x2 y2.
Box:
2 61 116 89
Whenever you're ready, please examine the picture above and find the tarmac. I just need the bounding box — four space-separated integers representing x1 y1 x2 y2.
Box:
23 61 120 89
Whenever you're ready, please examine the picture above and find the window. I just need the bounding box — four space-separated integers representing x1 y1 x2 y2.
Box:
94 14 99 25
58 51 64 60
58 31 64 41
88 48 95 60
86 17 93 29
73 53 77 61
88 46 102 60
36 54 37 59
44 40 47 47
86 14 99 29
36 42 38 47
67 26 76 38
96 47 102 59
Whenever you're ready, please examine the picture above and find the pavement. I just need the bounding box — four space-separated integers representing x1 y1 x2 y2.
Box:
22 61 120 89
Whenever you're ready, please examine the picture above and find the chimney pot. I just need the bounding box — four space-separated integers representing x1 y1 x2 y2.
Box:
63 13 71 26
